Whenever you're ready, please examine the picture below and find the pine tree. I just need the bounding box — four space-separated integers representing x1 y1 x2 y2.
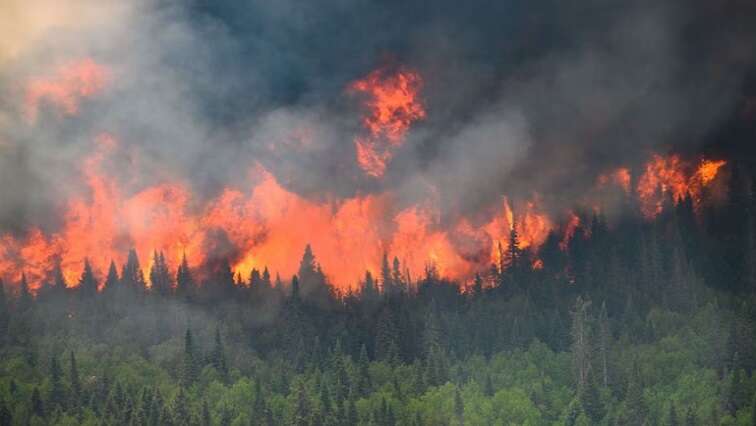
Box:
685 406 697 426
727 368 747 415
103 260 119 294
49 262 67 297
0 399 11 426
49 355 66 411
172 387 191 425
0 280 9 344
211 326 228 379
149 251 172 296
291 275 301 302
201 400 211 426
17 274 33 313
454 385 464 426
570 296 592 391
625 360 647 425
669 401 679 426
347 397 358 425
175 254 194 301
484 374 494 397
78 258 98 298
356 344 372 396
381 253 394 295
293 382 311 426
375 306 400 363
122 249 147 290
31 386 44 418
597 301 611 387
69 351 81 408
392 257 404 292
181 328 198 386
252 379 266 422
580 374 604 423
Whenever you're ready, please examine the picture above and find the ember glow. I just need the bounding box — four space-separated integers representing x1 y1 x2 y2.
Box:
23 58 110 123
349 66 426 177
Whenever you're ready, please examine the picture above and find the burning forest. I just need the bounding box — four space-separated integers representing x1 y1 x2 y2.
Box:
0 0 755 425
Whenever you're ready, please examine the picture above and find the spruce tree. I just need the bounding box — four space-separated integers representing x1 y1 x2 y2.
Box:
31 386 44 418
77 259 98 299
181 328 198 386
454 385 464 426
625 360 647 425
293 382 311 426
69 351 81 408
0 280 8 344
17 274 33 313
175 254 194 301
201 400 211 426
356 344 372 396
149 251 172 296
669 401 679 426
685 406 697 426
49 355 66 411
0 399 11 426
211 326 228 379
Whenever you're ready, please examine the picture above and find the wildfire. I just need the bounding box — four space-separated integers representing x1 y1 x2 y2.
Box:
636 154 726 218
598 167 631 193
24 58 110 123
349 66 426 177
560 211 581 251
0 58 732 293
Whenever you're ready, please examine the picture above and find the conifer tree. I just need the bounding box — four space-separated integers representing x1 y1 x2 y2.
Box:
454 385 464 426
211 326 228 379
49 355 66 411
0 399 11 426
570 296 592 391
69 351 81 408
181 328 198 386
201 400 211 426
293 382 311 426
149 251 172 296
103 260 119 294
356 344 372 396
17 274 33 313
172 387 191 425
669 401 679 426
122 249 147 290
175 254 194 301
685 406 697 426
625 360 647 425
31 386 44 418
78 258 98 299
0 280 8 344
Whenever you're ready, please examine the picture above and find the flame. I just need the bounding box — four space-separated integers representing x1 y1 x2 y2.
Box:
636 154 726 218
24 58 110 123
560 211 581 251
598 167 631 193
483 197 553 269
0 58 732 292
349 66 425 177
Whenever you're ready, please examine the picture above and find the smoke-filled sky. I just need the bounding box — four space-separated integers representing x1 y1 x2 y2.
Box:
1 0 754 288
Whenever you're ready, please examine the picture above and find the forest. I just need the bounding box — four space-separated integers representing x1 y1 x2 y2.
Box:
0 169 755 426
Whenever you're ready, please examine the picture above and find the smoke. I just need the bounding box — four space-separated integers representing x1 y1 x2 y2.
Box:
0 0 754 284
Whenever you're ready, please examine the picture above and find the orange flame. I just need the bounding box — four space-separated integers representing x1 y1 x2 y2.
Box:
560 211 581 251
349 66 425 177
24 58 110 123
598 167 631 193
636 154 726 218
